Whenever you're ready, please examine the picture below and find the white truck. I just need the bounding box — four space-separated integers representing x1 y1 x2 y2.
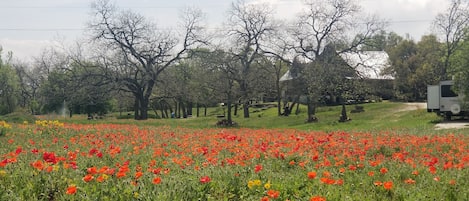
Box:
427 80 467 120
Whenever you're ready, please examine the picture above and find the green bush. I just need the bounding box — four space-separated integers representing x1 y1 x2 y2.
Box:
0 112 37 124
116 113 160 119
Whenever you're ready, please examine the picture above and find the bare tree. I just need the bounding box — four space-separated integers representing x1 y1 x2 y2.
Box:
290 0 385 122
225 0 278 118
87 0 204 120
433 0 469 80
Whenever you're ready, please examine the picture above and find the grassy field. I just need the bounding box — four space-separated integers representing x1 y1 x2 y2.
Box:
1 102 468 200
42 101 450 133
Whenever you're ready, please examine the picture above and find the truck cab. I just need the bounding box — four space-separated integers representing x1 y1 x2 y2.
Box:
427 80 467 120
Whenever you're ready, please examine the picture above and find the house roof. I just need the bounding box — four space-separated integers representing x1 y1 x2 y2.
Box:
339 51 393 80
279 69 294 81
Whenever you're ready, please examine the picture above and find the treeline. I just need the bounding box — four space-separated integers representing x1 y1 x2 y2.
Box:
1 0 469 122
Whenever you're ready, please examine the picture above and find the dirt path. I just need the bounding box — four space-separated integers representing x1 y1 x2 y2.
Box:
435 121 469 130
397 102 469 130
397 102 427 112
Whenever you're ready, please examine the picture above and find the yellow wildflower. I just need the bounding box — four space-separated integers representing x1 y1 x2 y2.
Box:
264 181 271 189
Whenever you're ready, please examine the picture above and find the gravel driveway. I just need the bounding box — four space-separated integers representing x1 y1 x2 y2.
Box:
399 103 469 130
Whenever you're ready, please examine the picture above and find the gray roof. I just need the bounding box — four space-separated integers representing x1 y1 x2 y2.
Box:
279 69 294 81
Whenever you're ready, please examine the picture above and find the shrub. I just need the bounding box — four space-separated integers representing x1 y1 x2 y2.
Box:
0 112 37 124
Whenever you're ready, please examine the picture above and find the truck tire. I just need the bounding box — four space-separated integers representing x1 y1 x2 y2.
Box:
450 104 461 115
445 112 452 121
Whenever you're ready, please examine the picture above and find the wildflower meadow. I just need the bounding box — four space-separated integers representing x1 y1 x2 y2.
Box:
0 120 468 200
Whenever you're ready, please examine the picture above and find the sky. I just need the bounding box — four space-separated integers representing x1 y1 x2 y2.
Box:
0 0 449 62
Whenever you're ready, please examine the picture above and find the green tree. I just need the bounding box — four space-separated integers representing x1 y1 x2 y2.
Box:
451 34 469 100
0 49 19 115
224 1 278 118
359 31 404 51
387 35 445 101
387 39 418 100
433 0 469 79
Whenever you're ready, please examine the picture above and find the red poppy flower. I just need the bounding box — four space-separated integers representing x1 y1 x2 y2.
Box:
255 164 263 173
43 152 57 164
200 176 211 184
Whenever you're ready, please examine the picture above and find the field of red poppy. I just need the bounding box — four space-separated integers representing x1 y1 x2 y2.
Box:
0 120 468 200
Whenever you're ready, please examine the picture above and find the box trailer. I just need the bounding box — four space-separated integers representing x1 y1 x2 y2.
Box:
427 80 467 120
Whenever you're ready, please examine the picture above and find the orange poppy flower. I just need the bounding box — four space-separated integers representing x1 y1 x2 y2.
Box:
96 175 106 183
267 190 280 198
83 174 94 182
152 177 162 184
449 179 456 185
261 196 270 201
380 167 388 174
335 179 344 185
66 185 77 195
322 171 331 178
404 178 415 184
374 181 383 186
116 171 126 178
320 177 335 185
31 160 44 171
383 181 393 190
135 171 143 180
307 171 317 179
87 167 98 175
310 196 326 201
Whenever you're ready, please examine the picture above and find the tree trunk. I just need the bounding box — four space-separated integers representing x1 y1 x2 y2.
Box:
139 98 149 120
243 101 250 118
227 100 233 124
277 95 282 116
187 102 193 116
283 101 290 116
166 102 173 118
196 103 200 117
204 105 207 117
134 97 139 119
234 104 238 116
276 62 282 116
295 101 300 115
175 100 180 118
306 99 317 122
181 101 187 118
160 107 166 118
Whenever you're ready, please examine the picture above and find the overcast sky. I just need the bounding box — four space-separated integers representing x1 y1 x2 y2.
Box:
0 0 449 62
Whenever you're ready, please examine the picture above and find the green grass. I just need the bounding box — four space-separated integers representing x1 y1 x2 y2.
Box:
38 101 464 134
